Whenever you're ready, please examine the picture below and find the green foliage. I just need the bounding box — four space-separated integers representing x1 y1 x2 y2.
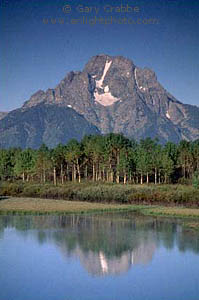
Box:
1 182 199 207
0 148 20 180
74 184 132 203
14 149 36 179
0 134 199 186
0 182 24 196
193 172 199 189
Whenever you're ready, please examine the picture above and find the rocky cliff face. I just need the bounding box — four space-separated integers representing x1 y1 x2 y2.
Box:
0 104 99 148
1 54 199 148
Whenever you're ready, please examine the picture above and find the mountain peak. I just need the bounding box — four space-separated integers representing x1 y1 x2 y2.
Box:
83 54 135 74
1 54 198 148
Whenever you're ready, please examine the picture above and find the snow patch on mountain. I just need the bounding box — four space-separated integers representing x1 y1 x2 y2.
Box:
93 60 119 106
134 68 139 87
104 85 109 93
94 90 119 106
134 68 146 92
166 111 171 119
96 60 112 88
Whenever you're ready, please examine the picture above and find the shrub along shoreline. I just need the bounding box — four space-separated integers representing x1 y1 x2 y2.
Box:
1 182 199 208
1 182 199 231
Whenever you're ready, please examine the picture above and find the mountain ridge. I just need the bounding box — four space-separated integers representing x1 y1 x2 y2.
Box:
0 104 100 149
0 54 199 148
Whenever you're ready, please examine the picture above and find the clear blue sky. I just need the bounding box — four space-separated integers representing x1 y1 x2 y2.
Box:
1 0 199 111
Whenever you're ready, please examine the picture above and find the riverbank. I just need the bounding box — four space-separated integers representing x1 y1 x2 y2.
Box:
0 197 141 215
1 197 199 219
1 197 199 231
1 182 199 207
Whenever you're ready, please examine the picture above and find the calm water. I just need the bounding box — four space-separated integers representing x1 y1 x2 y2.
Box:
0 213 199 300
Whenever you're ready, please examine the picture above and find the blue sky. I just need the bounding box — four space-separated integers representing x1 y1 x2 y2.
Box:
1 0 199 111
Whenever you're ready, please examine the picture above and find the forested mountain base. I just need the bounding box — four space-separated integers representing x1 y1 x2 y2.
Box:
0 133 199 186
0 133 199 207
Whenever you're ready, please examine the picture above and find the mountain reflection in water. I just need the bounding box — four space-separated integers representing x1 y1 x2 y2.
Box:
0 213 199 277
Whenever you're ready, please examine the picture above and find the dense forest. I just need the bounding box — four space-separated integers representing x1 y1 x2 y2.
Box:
0 134 199 186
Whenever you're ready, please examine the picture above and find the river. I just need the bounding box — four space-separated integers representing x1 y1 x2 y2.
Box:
0 212 199 300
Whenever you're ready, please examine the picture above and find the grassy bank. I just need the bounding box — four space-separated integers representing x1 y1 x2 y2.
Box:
0 197 143 215
1 182 199 207
1 196 199 231
141 207 199 218
1 197 199 231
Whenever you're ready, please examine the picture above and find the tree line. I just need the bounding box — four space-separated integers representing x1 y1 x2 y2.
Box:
0 134 199 185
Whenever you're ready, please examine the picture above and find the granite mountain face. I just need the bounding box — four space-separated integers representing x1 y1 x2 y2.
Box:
0 104 99 149
1 54 199 148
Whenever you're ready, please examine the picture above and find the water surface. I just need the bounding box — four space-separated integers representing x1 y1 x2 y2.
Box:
0 213 199 300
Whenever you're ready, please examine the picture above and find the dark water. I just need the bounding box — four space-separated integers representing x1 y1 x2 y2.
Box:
0 213 199 300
